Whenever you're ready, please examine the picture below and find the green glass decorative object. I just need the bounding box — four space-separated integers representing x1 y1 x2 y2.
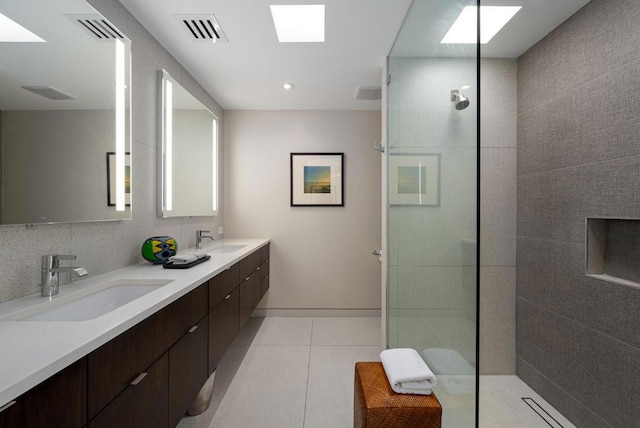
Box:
141 236 178 264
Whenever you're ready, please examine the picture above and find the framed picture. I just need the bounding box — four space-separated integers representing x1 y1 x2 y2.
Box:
106 152 131 207
389 153 440 206
290 153 344 206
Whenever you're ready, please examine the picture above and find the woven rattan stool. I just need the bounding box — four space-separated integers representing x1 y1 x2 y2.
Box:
354 362 442 428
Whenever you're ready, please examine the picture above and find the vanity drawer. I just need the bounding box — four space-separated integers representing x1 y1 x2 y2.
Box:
209 263 239 310
88 282 207 418
3 358 87 428
239 250 260 279
168 316 208 428
209 286 240 374
89 353 168 428
259 260 269 280
260 243 270 264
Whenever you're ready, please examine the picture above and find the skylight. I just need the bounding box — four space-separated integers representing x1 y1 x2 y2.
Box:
441 6 521 44
0 12 45 42
270 5 325 43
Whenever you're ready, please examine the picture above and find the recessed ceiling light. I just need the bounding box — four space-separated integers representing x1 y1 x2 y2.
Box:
0 12 45 42
283 82 295 90
270 5 325 43
441 6 521 44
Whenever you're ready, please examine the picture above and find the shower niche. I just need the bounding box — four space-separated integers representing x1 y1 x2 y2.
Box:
586 217 640 288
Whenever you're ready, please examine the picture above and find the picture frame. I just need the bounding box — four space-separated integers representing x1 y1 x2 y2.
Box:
389 153 440 206
106 152 131 207
290 153 344 206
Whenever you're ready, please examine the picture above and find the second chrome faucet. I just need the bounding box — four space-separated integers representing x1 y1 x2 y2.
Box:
195 230 215 249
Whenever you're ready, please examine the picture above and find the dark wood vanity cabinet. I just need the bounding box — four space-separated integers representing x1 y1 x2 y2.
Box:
168 316 208 427
209 244 270 373
89 353 168 428
2 243 270 428
208 286 240 375
260 244 270 295
88 283 208 427
0 399 21 428
0 358 86 428
239 247 268 327
239 270 261 328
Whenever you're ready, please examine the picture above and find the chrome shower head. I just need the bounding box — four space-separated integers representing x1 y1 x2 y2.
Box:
451 89 470 110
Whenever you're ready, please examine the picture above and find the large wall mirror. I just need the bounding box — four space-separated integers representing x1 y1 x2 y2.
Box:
0 0 131 225
157 70 219 218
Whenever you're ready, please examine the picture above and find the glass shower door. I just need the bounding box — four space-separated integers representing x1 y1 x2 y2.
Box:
386 0 479 426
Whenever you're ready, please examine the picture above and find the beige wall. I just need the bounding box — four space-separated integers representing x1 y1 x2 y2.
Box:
224 110 381 311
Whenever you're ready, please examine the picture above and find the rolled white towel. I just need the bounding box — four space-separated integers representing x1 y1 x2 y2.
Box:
168 251 208 264
380 348 437 395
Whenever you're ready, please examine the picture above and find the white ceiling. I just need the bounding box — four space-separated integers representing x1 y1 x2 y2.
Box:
119 0 413 110
0 0 589 110
391 0 591 58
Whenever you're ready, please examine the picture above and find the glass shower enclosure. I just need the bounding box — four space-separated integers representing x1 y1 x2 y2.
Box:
385 0 479 425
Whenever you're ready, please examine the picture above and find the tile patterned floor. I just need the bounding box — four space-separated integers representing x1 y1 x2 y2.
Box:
177 317 574 428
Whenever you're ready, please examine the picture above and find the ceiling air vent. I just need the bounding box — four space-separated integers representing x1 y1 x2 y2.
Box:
175 14 228 43
355 86 382 101
21 85 75 100
65 14 124 41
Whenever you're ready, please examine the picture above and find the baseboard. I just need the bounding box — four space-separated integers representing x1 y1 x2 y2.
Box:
251 308 381 317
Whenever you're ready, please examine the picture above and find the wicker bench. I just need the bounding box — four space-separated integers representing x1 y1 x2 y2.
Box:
354 362 442 428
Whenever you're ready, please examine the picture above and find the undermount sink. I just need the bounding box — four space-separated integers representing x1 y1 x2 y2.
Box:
209 244 247 253
9 279 172 322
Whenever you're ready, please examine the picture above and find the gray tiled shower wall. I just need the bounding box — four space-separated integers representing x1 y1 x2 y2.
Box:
516 0 640 426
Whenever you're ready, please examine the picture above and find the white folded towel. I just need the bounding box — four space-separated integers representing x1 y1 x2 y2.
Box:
380 348 437 395
168 251 208 264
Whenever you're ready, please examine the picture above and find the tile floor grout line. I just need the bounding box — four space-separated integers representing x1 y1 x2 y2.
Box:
301 318 315 428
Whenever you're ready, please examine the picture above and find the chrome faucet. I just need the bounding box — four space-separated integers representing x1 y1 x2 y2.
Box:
195 230 215 249
40 254 88 297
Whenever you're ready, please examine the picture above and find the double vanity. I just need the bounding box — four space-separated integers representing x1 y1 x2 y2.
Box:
0 238 270 427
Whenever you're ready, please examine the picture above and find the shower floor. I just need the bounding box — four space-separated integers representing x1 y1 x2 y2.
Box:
436 375 576 427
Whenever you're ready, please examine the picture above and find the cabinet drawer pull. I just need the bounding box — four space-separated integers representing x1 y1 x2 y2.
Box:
0 401 16 413
130 372 148 386
245 277 251 281
256 266 261 271
188 325 198 333
225 294 231 300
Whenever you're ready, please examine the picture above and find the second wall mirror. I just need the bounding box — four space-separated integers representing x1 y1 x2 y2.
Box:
157 69 219 218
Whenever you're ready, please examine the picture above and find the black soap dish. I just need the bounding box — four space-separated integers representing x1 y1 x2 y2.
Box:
163 255 211 269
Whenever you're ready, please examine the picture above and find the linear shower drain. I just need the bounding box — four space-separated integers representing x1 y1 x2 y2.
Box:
521 397 565 428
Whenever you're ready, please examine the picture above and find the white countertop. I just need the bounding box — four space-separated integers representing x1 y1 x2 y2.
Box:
0 238 269 408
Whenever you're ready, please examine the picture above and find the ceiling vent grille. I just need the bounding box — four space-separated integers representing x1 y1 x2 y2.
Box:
65 14 124 41
175 14 228 43
21 85 76 100
355 86 382 101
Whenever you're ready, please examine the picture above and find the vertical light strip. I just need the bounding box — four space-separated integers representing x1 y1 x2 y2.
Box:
211 118 218 212
165 79 173 211
115 39 126 211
